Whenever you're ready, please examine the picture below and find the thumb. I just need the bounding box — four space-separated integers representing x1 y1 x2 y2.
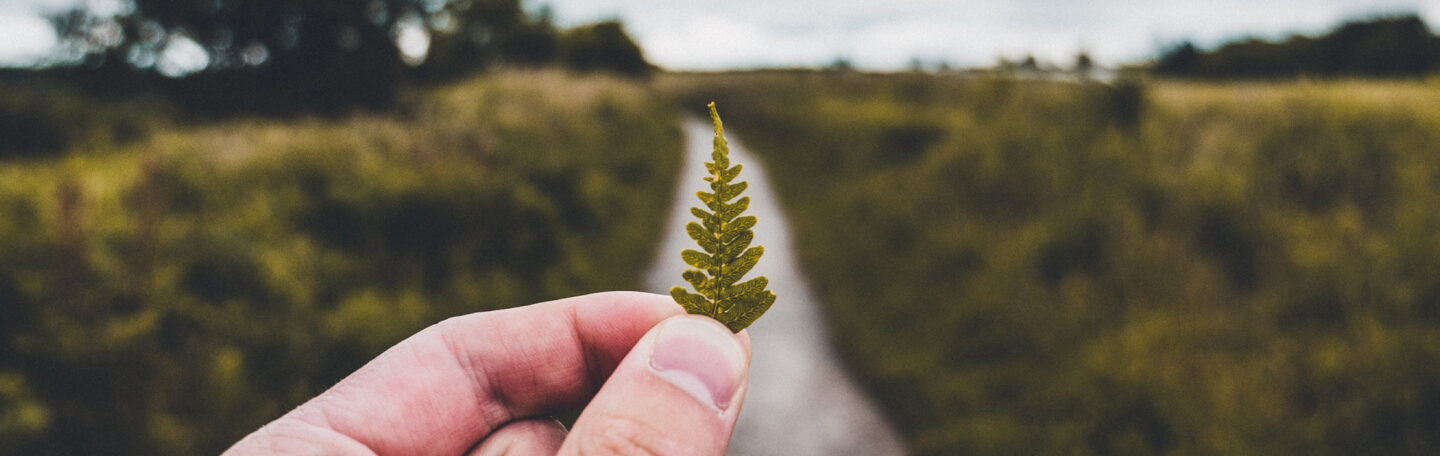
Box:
560 315 751 455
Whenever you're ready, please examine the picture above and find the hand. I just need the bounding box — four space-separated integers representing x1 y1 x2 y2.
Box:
225 292 752 455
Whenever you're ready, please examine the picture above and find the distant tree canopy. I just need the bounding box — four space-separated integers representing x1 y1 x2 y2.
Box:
1155 15 1440 78
1073 51 1094 77
557 21 652 78
46 0 649 114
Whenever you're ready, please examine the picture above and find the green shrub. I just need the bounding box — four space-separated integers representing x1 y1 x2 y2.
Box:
558 21 652 77
665 73 1440 454
0 81 167 160
0 71 681 454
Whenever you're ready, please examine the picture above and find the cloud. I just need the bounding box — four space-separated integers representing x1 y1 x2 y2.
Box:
0 13 58 66
543 0 1440 70
4 0 1432 70
636 12 845 69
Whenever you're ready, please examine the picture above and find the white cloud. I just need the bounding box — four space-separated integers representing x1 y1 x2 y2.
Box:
1 0 1435 70
637 12 846 69
156 33 209 77
543 0 1440 70
0 13 57 66
0 0 80 14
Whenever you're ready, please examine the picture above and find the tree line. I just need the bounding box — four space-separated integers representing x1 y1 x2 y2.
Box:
34 0 652 114
1155 15 1440 78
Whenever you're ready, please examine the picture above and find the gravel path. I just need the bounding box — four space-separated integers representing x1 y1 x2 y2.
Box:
643 117 907 456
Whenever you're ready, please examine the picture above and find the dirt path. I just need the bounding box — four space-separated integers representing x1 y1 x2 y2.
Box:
643 118 907 455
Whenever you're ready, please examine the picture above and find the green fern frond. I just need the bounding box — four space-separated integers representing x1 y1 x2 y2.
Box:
670 102 776 333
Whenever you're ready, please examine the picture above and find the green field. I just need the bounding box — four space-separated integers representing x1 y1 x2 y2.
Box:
6 69 1440 455
665 72 1440 454
0 71 682 454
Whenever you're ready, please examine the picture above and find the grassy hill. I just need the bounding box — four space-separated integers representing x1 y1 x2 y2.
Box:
0 71 682 454
664 71 1440 454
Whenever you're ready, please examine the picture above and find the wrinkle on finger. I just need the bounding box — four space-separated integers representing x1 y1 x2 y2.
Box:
468 418 568 456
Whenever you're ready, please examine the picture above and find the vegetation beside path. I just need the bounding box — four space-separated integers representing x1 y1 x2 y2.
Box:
0 71 682 454
665 71 1440 455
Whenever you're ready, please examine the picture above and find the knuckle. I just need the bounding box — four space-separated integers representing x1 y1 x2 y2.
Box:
572 413 674 456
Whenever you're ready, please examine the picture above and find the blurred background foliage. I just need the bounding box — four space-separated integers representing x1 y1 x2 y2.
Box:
32 0 651 115
1 1 669 453
663 72 1440 454
5 2 1440 454
1156 15 1440 78
0 71 681 453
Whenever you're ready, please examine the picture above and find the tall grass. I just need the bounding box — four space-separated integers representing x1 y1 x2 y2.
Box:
665 72 1440 454
0 71 682 454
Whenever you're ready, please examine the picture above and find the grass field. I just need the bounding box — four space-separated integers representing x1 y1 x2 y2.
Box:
0 71 682 454
6 68 1440 454
664 72 1440 454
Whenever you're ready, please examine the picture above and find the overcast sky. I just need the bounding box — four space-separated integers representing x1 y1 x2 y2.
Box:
2 0 1437 69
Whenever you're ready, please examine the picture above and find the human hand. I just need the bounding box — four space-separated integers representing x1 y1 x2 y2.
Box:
225 291 751 455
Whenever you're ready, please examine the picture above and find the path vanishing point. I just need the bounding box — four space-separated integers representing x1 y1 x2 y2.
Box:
643 117 908 456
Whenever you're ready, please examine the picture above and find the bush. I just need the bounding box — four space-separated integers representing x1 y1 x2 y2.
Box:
0 78 167 160
0 71 681 454
558 21 653 77
1155 15 1440 79
665 72 1440 454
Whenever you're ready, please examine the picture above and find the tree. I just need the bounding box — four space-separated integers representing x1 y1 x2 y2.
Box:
1074 51 1094 78
414 1 560 82
49 0 552 112
1018 55 1040 72
1154 42 1200 75
557 21 652 77
1317 15 1438 76
1153 15 1440 78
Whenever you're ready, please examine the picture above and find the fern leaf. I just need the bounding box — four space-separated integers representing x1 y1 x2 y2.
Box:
690 207 711 220
728 276 769 299
723 231 754 258
719 164 743 183
718 196 750 222
670 287 710 315
716 181 748 203
719 246 763 286
697 190 719 208
723 216 757 242
719 291 775 333
693 207 722 232
681 249 715 269
682 270 708 288
669 102 777 332
686 222 721 253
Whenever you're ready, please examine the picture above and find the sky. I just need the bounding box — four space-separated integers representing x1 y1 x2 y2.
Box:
2 0 1437 70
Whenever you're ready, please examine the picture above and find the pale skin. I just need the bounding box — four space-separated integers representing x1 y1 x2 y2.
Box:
225 292 752 455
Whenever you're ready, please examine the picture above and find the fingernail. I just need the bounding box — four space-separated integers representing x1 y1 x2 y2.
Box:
649 316 747 411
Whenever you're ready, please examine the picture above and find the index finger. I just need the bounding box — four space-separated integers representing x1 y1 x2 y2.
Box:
225 291 683 455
